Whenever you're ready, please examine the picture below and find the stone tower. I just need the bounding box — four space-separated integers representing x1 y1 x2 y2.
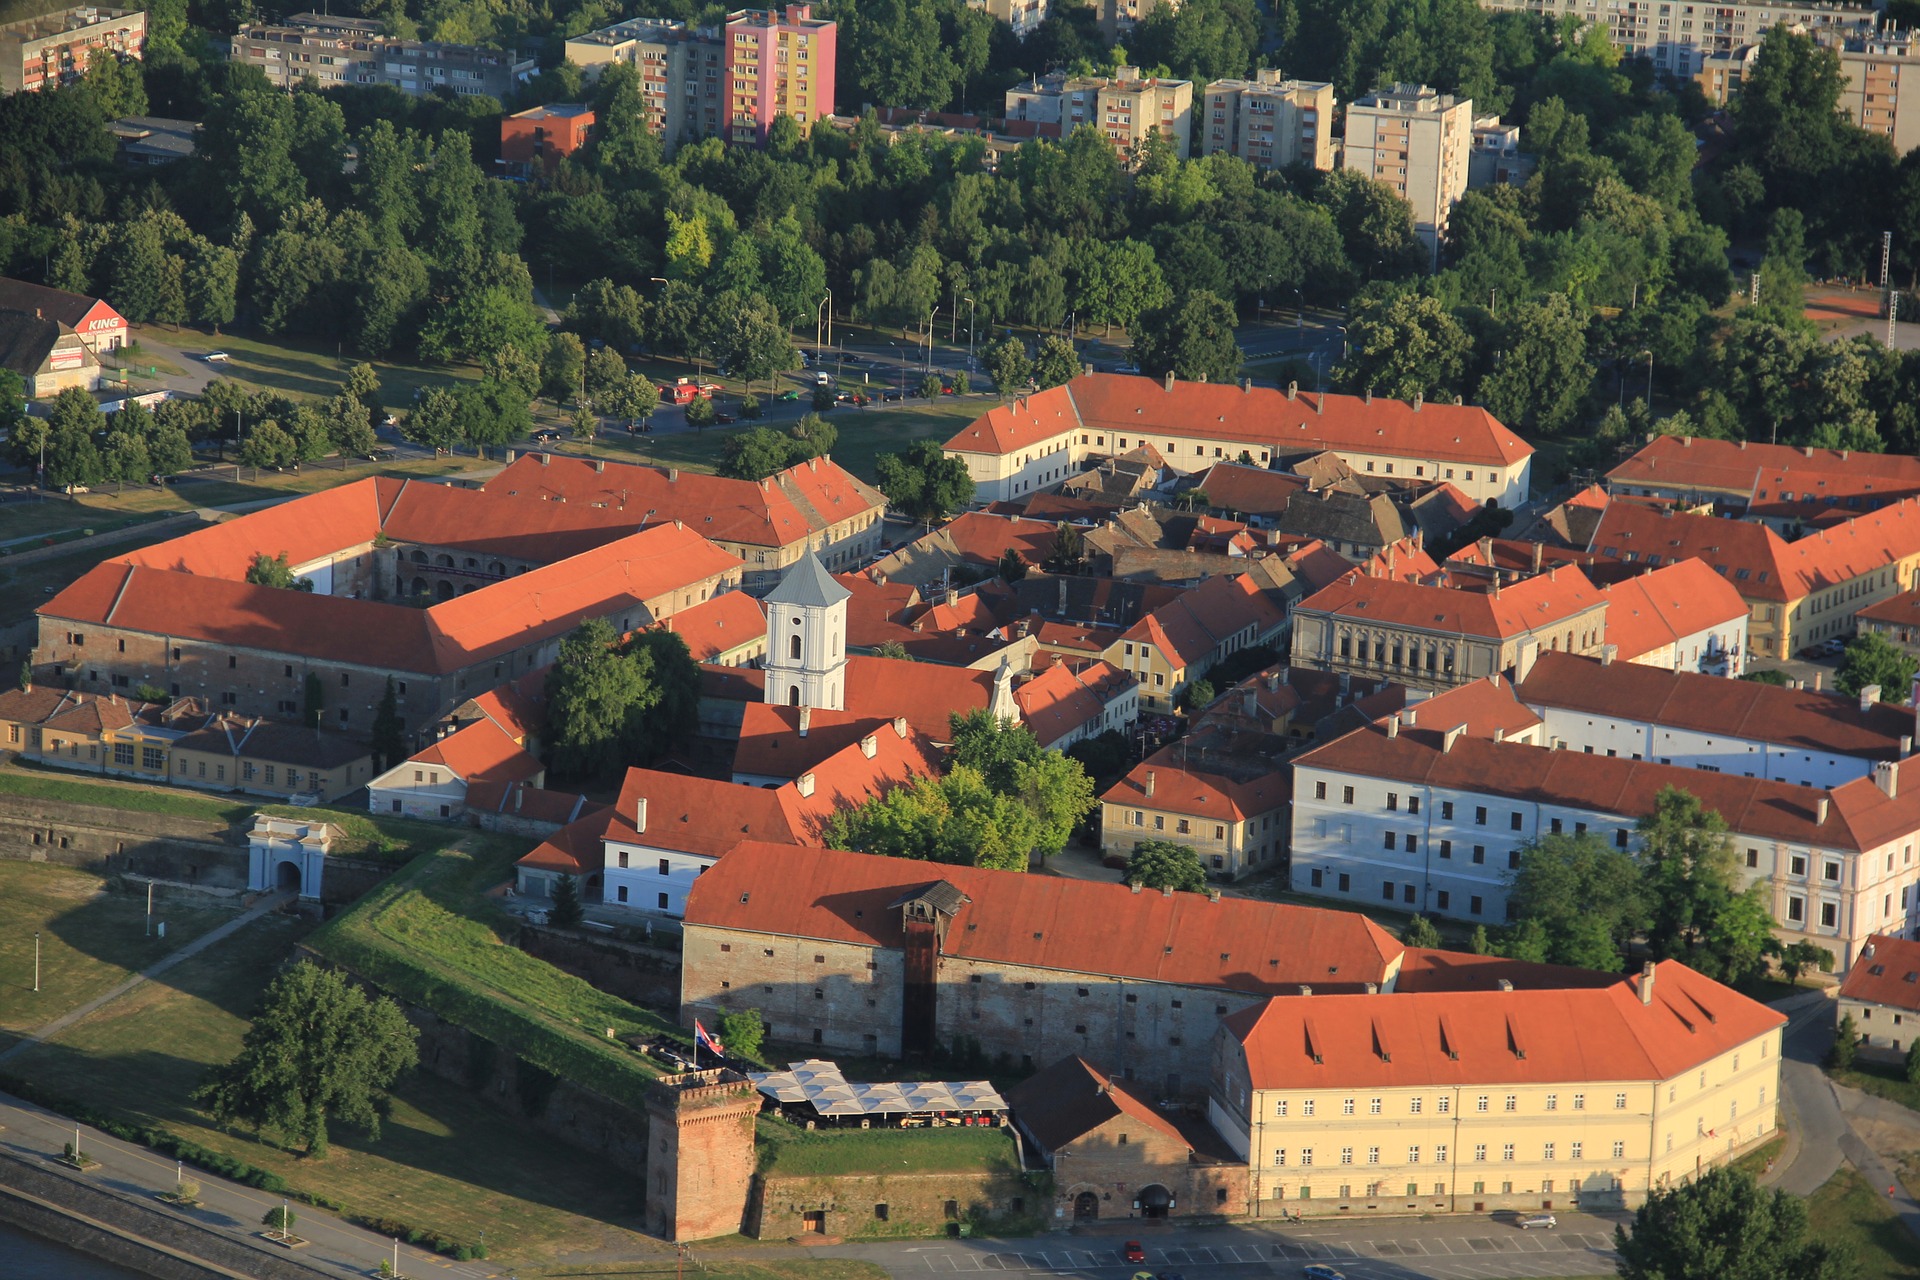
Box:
762 550 850 711
644 1069 761 1241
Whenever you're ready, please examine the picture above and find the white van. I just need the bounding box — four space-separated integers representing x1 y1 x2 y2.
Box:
816 372 832 387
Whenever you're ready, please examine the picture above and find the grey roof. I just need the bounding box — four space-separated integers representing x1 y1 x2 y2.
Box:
888 880 971 916
0 309 66 377
765 550 851 609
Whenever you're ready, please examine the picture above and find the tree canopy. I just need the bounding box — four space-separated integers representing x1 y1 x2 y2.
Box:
1125 839 1208 892
1614 1165 1856 1280
195 961 418 1158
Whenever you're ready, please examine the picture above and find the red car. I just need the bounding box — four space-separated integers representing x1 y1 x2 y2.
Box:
1123 1243 1146 1263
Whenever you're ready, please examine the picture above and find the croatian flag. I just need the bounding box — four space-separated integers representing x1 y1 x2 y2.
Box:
695 1020 724 1060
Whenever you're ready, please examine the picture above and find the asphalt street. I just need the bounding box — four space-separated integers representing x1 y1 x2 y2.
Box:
828 1216 1620 1280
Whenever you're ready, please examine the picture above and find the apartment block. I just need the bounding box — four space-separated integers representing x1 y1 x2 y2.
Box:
1195 71 1334 172
500 104 593 172
1826 26 1920 156
229 12 533 98
565 6 833 151
1474 0 1870 79
968 0 1050 37
0 5 143 94
1004 66 1193 159
1341 84 1472 270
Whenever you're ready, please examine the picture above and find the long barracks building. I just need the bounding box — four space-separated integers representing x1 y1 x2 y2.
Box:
945 374 1533 509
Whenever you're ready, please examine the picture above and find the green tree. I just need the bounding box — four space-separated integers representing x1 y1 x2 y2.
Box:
1402 915 1442 948
920 370 946 400
1614 1165 1856 1280
1133 290 1243 385
326 395 377 457
1832 1011 1859 1070
263 1205 296 1235
1468 924 1494 955
1505 833 1646 970
719 426 799 480
370 676 405 772
245 551 313 592
1045 522 1085 573
402 387 463 454
148 427 194 477
44 389 106 489
1031 334 1081 389
719 1008 766 1061
944 711 1095 857
239 420 298 470
543 332 588 402
1905 1036 1920 1087
875 439 974 525
302 671 324 729
740 392 762 420
195 961 419 1158
1181 677 1216 710
983 336 1033 394
1775 940 1834 982
1340 293 1473 402
1638 787 1777 984
685 393 718 429
544 617 657 784
1476 294 1595 434
570 401 598 445
1126 839 1209 892
996 547 1027 582
549 873 584 928
824 766 1037 871
1836 631 1918 701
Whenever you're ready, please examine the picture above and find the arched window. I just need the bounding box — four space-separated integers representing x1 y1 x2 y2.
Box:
789 634 802 660
788 685 801 706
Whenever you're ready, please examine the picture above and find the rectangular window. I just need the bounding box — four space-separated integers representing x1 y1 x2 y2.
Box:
1502 1144 1515 1162
1612 1140 1626 1158
1474 1144 1487 1161
1571 1142 1583 1160
1367 1147 1379 1164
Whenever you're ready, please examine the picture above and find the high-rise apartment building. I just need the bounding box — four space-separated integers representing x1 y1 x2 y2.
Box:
564 6 834 151
566 17 725 151
0 5 143 94
1194 70 1334 171
1341 84 1472 270
1825 26 1920 155
968 0 1050 37
229 12 533 98
722 6 836 144
1004 66 1193 159
1474 0 1870 79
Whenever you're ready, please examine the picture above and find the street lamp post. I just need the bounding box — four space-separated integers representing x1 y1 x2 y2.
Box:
815 292 832 357
1291 287 1304 330
925 306 940 375
964 296 977 373
1642 349 1654 407
33 931 39 993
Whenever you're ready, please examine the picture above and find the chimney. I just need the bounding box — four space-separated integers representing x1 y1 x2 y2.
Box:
1208 888 1221 902
860 732 878 759
798 705 811 737
1639 961 1655 1004
1478 535 1492 562
539 452 550 466
1386 714 1400 738
594 458 605 473
1364 982 1379 994
1083 362 1094 378
1903 735 1913 758
1814 672 1824 691
1412 391 1423 412
1442 724 1467 753
1867 940 1878 959
668 468 679 481
1514 639 1540 684
514 785 523 813
1298 985 1312 996
894 715 909 737
1601 645 1617 666
797 772 816 798
1531 541 1543 573
1164 371 1175 392
1131 882 1143 893
1144 769 1156 797
1682 436 1692 448
1497 979 1514 992
1162 885 1173 897
1875 760 1899 799
1242 378 1252 393
1058 577 1068 614
1287 381 1298 400
1862 683 1882 712
1493 726 1506 743
635 796 648 833
1364 387 1373 404
1817 796 1830 824
1405 707 1417 726
1804 446 1814 458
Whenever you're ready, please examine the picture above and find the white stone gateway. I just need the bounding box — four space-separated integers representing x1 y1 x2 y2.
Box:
246 815 339 901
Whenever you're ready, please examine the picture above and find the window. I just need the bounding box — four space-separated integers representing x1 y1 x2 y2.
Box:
1504 1095 1516 1112
1475 806 1487 825
1340 1147 1354 1164
1342 1098 1355 1115
1300 1149 1313 1166
1545 1094 1557 1111
1571 1142 1583 1160
1435 1144 1448 1163
1367 1147 1380 1164
1342 785 1355 805
1543 1143 1556 1161
1369 1097 1382 1115
1573 1093 1585 1110
1615 1093 1628 1109
1441 801 1454 819
1437 1097 1450 1114
1302 1099 1315 1117
1502 1144 1515 1162
1315 781 1327 800
112 742 133 766
1476 1095 1488 1112
1474 1144 1487 1161
1612 1140 1626 1159
1273 1150 1288 1166
1275 1100 1288 1117
1409 1097 1423 1115
1510 812 1523 831
1407 1146 1421 1164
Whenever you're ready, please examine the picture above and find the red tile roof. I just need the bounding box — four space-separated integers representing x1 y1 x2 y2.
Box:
1858 586 1920 629
1608 435 1920 499
732 702 880 779
47 523 743 675
947 375 1532 469
1120 573 1288 669
841 654 995 740
409 717 545 785
1517 651 1908 760
480 453 883 550
1226 961 1783 1088
1191 463 1310 519
1013 659 1134 749
656 589 766 662
1102 745 1290 821
1598 560 1750 662
683 842 1405 996
1838 933 1920 1012
1293 566 1606 640
1589 502 1792 600
518 809 615 874
1747 465 1920 527
1003 1056 1188 1151
1778 499 1920 598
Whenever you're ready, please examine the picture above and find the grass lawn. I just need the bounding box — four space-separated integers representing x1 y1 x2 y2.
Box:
306 836 676 1113
130 325 483 407
1808 1166 1920 1280
0 766 459 862
755 1117 1021 1177
1833 1060 1920 1113
7 908 653 1262
576 398 983 487
0 861 239 1043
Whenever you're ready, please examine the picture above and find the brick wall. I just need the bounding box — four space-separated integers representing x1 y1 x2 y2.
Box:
1041 1113 1247 1221
645 1071 761 1240
518 922 681 1007
749 1169 1043 1239
680 924 1262 1096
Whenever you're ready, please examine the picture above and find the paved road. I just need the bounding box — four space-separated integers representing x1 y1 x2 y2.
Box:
829 1216 1621 1280
1771 990 1846 1197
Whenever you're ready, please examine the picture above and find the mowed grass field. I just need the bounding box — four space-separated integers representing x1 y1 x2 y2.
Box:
0 861 238 1044
8 902 655 1261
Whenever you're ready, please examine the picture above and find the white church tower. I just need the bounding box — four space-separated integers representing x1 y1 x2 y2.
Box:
763 551 850 711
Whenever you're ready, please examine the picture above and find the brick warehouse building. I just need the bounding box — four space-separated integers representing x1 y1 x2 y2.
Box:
37 476 743 738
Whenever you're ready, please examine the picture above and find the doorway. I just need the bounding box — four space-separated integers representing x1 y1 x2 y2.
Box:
1137 1185 1172 1218
1074 1191 1099 1220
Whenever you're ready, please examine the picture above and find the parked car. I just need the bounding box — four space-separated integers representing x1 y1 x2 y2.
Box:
777 390 801 402
202 351 230 363
1123 1243 1146 1264
1823 637 1849 656
1519 1214 1557 1230
532 429 560 442
715 413 736 425
1302 1268 1347 1280
816 372 833 386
